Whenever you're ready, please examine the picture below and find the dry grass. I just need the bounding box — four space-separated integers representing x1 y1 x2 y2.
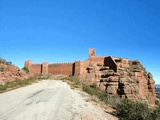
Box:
0 74 54 93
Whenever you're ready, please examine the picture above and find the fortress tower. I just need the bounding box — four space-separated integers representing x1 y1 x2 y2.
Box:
24 60 32 72
42 62 48 74
88 48 96 60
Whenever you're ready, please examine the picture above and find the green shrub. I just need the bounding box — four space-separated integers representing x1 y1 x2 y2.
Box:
0 67 4 72
22 67 29 73
5 61 12 65
83 84 97 95
90 84 97 88
6 81 17 88
64 76 78 82
82 83 120 106
61 76 160 120
149 107 160 120
99 91 112 104
99 91 109 101
63 76 82 88
115 99 154 120
0 58 6 63
0 85 6 91
82 84 104 96
17 79 29 86
99 91 121 107
0 76 38 93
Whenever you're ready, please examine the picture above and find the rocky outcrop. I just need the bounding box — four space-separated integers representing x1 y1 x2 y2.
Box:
0 58 29 85
83 58 156 105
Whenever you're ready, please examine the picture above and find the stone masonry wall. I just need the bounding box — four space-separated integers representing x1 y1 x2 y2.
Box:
74 61 81 75
89 56 105 66
42 63 48 74
30 64 42 74
48 63 73 76
24 60 32 72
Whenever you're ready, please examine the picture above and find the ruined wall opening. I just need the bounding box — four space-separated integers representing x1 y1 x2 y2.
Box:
104 56 117 72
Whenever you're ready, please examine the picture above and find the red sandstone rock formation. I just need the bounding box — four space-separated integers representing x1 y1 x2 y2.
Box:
0 58 29 85
83 51 156 105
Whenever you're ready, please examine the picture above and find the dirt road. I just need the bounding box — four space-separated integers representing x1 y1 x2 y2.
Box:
0 80 117 120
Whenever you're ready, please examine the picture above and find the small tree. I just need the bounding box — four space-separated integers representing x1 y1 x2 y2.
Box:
22 67 29 74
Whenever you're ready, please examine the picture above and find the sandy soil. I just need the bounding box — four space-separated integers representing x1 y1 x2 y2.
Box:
0 80 118 120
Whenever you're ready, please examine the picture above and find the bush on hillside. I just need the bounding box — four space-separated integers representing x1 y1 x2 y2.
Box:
150 107 160 120
22 66 29 73
115 99 160 120
61 76 160 120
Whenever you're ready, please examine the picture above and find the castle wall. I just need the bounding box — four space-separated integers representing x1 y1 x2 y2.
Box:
48 63 73 75
42 63 48 74
74 60 90 76
114 58 129 68
24 60 32 72
74 61 81 75
81 60 89 74
89 56 105 66
30 64 42 74
24 48 156 105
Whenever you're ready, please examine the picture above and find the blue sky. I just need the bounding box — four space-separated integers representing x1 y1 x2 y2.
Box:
0 0 160 83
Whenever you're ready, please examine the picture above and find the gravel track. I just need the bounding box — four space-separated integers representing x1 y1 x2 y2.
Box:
0 80 116 120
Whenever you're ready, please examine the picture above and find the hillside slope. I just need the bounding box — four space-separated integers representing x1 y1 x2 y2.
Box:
0 58 29 85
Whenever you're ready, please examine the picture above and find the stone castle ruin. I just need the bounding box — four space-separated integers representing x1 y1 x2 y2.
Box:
25 48 156 104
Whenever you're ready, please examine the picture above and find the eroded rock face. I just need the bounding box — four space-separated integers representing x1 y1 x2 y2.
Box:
83 58 156 105
0 58 29 85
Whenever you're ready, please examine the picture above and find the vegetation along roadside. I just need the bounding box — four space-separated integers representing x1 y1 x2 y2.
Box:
62 76 160 120
0 74 51 93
